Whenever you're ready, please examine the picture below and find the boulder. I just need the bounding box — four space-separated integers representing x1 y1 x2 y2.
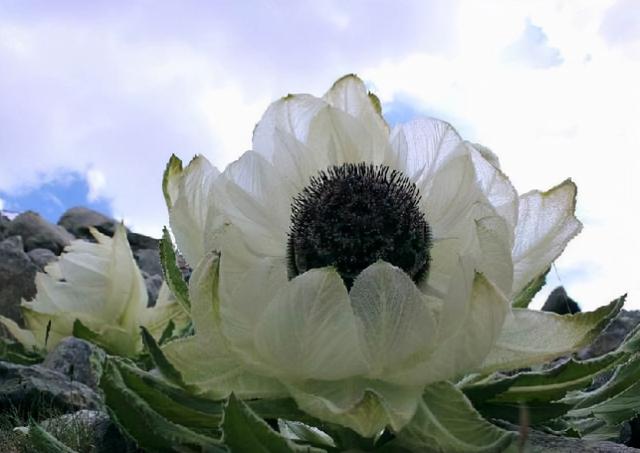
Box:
0 214 10 240
134 248 162 276
27 248 57 271
0 236 37 324
39 410 134 453
142 272 164 307
57 206 116 239
42 337 106 392
524 428 640 452
579 310 640 360
0 361 101 416
6 211 74 254
542 286 581 315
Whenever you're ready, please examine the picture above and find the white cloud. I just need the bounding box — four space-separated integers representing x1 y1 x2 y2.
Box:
86 168 106 202
0 197 4 211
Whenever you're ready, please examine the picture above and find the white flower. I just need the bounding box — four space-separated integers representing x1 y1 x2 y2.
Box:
162 75 597 436
0 224 186 357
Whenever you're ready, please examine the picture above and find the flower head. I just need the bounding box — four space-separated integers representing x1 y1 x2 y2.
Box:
162 75 596 436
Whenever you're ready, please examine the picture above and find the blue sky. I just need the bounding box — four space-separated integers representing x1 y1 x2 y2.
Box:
0 0 639 310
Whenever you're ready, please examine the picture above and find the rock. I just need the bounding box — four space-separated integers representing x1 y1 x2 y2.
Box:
39 410 134 453
523 428 640 452
6 211 74 254
57 206 117 239
142 272 164 307
0 236 37 324
42 337 106 392
0 361 101 416
579 310 640 360
134 248 162 276
128 231 159 251
0 214 10 240
542 286 581 315
27 248 57 271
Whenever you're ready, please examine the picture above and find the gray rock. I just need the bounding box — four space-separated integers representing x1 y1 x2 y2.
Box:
522 428 640 452
0 236 37 324
42 337 106 392
6 211 74 254
27 248 57 271
0 214 10 240
57 206 116 239
579 310 640 360
542 286 581 315
135 248 162 276
0 361 101 416
143 272 164 307
40 410 134 453
128 231 159 251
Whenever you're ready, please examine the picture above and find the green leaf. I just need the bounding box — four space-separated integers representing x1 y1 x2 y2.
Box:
391 381 516 453
278 420 336 448
113 357 223 434
480 296 625 374
566 353 640 425
463 351 626 405
512 268 549 308
100 358 225 452
160 226 190 312
158 319 176 345
0 336 43 365
29 423 78 453
163 154 183 207
72 319 101 343
222 393 322 452
140 326 187 387
475 400 573 425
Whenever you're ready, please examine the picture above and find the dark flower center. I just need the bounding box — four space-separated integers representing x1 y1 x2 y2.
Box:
287 163 432 288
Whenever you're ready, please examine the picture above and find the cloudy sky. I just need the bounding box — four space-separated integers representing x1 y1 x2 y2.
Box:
0 0 638 310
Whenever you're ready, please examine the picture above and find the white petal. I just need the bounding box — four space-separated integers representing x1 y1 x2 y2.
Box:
167 155 223 268
467 142 518 236
219 151 293 256
349 261 438 379
252 93 328 163
219 256 288 368
511 179 582 297
421 154 482 247
388 273 509 386
253 268 367 380
475 215 514 297
390 117 464 181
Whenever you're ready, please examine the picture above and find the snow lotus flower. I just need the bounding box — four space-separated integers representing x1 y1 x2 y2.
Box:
162 75 605 436
0 224 186 357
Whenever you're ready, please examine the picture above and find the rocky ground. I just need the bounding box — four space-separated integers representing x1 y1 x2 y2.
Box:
0 207 639 452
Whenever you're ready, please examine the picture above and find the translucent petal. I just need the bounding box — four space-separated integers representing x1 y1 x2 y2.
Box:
218 151 294 256
390 117 464 182
254 268 367 380
388 273 509 386
511 179 582 297
166 155 222 268
349 261 438 379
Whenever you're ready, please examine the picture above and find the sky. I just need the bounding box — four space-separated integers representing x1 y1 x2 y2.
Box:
0 0 638 310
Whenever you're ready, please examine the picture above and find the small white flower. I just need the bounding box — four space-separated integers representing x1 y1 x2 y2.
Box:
163 75 589 436
1 224 186 357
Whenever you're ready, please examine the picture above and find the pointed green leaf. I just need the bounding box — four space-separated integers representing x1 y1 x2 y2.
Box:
277 420 336 449
566 353 640 425
160 227 190 312
113 358 223 435
140 326 187 387
100 358 225 452
512 268 549 308
29 423 79 453
222 393 322 452
463 351 626 405
0 336 43 365
392 381 516 453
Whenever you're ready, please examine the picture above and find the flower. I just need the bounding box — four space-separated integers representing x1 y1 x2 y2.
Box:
161 75 608 436
0 224 187 357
